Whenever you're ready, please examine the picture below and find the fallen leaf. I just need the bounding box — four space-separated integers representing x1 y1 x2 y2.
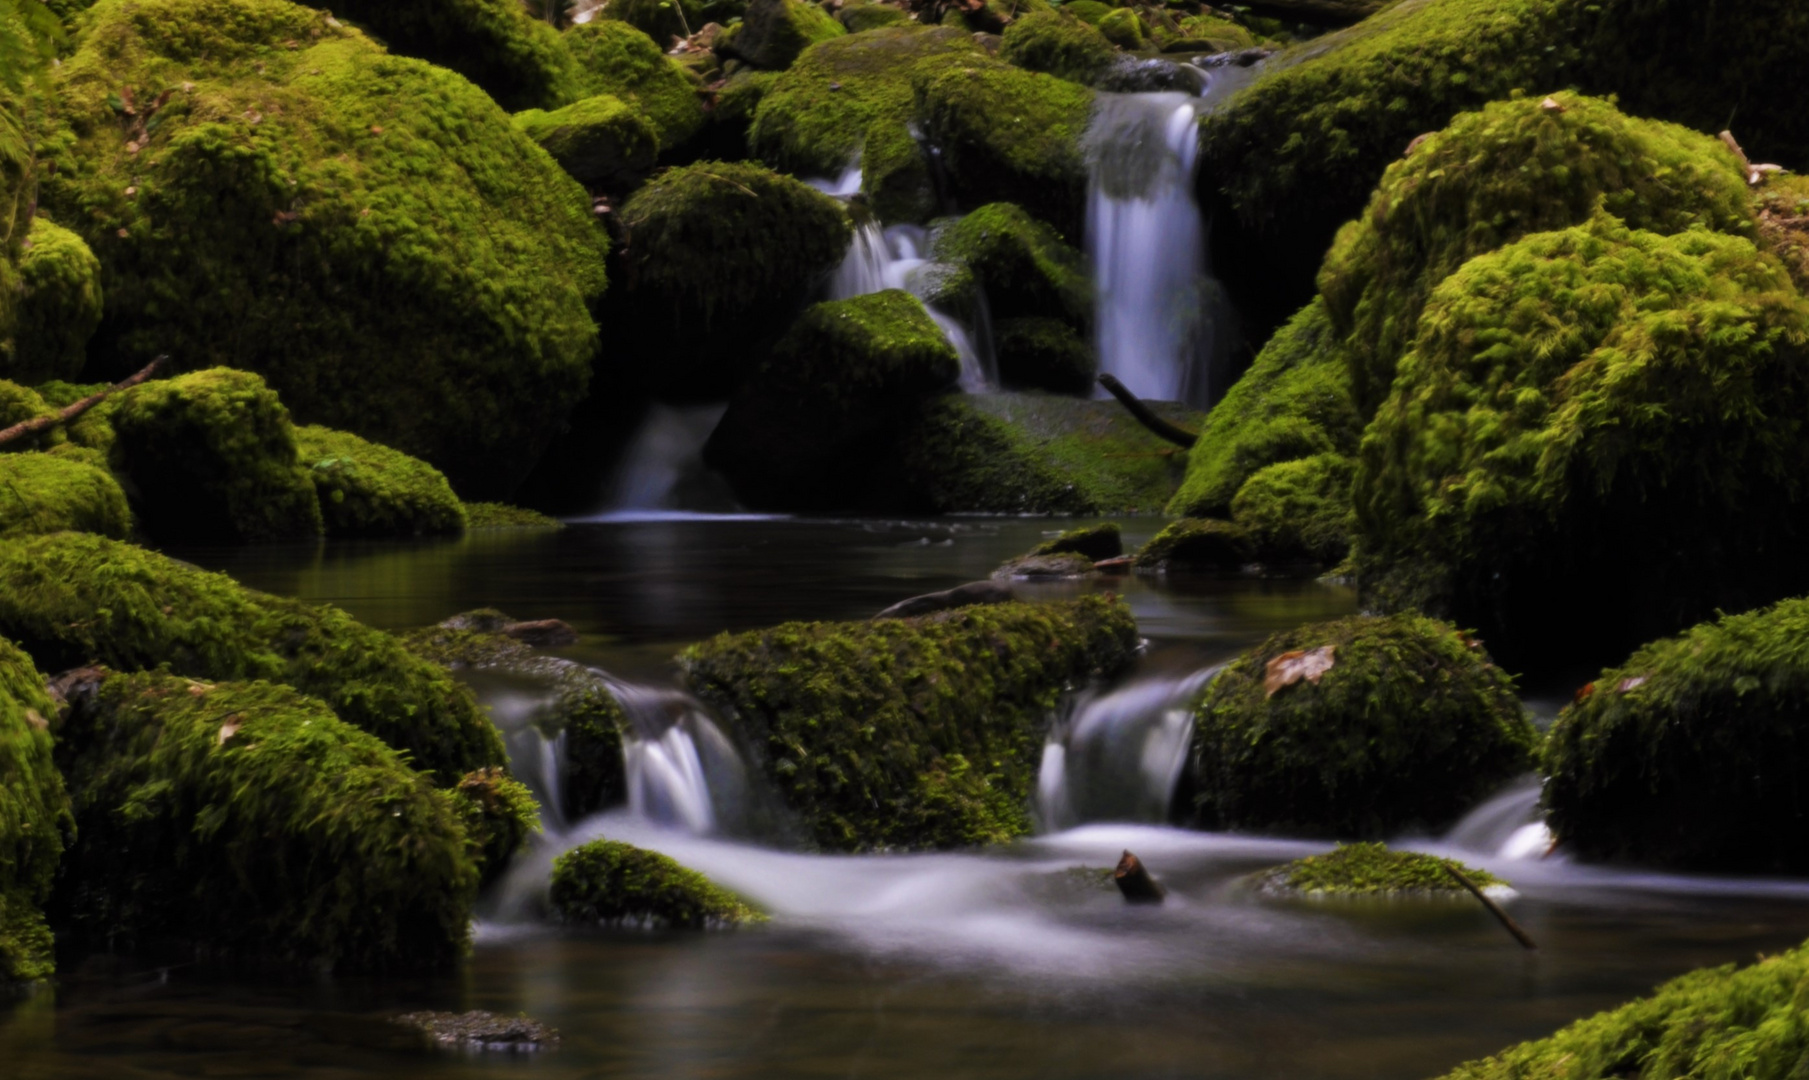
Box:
1617 675 1648 693
1264 645 1336 697
1574 682 1596 704
24 709 46 733
369 124 384 135
1540 96 1564 112
218 715 243 745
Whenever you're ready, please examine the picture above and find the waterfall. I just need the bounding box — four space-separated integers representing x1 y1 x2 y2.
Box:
590 402 733 520
1443 779 1555 860
608 679 755 837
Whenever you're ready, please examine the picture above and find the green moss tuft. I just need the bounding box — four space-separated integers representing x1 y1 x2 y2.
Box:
1093 6 1143 49
840 2 909 32
1163 13 1254 52
514 95 658 189
0 450 130 540
452 766 540 886
0 379 63 453
562 19 705 151
1133 517 1252 570
10 217 102 384
930 202 1088 325
296 424 468 539
0 636 73 983
719 0 847 71
32 379 113 452
999 10 1115 84
1190 613 1538 838
1028 521 1121 560
323 0 583 110
1230 453 1353 566
1258 842 1506 897
595 0 704 48
464 501 563 528
550 839 764 927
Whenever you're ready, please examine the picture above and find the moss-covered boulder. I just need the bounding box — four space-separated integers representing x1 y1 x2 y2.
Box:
719 0 846 70
109 368 322 544
0 451 130 540
840 2 909 32
296 424 468 539
1231 453 1353 566
999 10 1115 85
0 637 73 984
1132 517 1252 571
31 379 114 455
0 532 505 782
550 839 763 927
679 595 1140 850
9 218 103 384
594 0 704 49
0 380 65 454
1433 939 1809 1080
322 0 582 111
994 316 1094 394
562 19 706 152
43 0 610 497
1189 614 1538 838
1162 13 1255 53
464 501 563 529
928 202 1089 327
451 766 540 886
53 669 478 971
1354 215 1809 670
514 95 658 189
1542 598 1809 873
1094 7 1144 49
1029 521 1121 560
749 26 980 223
1251 843 1507 899
706 289 959 510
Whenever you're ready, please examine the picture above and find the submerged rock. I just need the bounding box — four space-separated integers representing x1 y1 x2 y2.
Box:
464 502 563 529
0 452 130 541
0 638 73 984
296 425 468 539
992 551 1097 581
1250 843 1508 899
394 1010 560 1053
872 580 1013 620
1133 518 1252 572
1029 522 1123 561
1093 55 1204 94
549 839 764 927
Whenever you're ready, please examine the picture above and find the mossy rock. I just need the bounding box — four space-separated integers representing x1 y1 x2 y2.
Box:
678 595 1140 850
514 95 659 189
749 26 980 224
0 532 506 782
999 10 1115 85
464 501 563 529
109 368 322 544
595 0 704 48
1093 6 1143 49
1061 1 1111 25
1190 614 1538 838
32 379 113 454
1165 13 1253 52
550 839 764 927
1542 597 1809 873
53 669 479 972
0 451 130 541
0 380 64 454
1167 298 1358 518
295 424 468 539
1432 939 1809 1080
1132 517 1252 571
9 218 102 384
1029 521 1121 560
321 0 583 111
1252 843 1507 898
719 0 846 70
43 0 610 497
928 203 1088 327
1230 453 1352 566
0 637 73 984
562 19 706 151
451 766 541 886
839 2 910 32
706 289 958 510
993 550 1096 580
1353 215 1809 672
994 316 1094 395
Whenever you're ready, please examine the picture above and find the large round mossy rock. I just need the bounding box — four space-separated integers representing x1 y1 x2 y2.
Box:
1230 453 1354 567
295 424 468 539
562 20 706 152
718 0 846 71
705 289 959 510
678 595 1140 851
451 766 541 887
0 532 506 782
999 10 1115 85
110 368 322 544
1189 614 1538 838
594 0 705 50
0 637 73 984
0 451 131 541
52 669 479 972
9 218 103 385
42 0 610 497
550 840 763 928
1543 597 1809 873
1353 215 1809 672
1432 940 1809 1080
514 95 658 190
318 0 582 111
1132 517 1253 571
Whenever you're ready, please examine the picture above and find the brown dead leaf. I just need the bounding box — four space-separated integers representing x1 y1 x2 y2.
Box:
218 714 243 745
1264 645 1336 697
1539 96 1563 113
24 709 46 733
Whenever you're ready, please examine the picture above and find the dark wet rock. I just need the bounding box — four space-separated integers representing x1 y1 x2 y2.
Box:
393 1010 560 1053
1029 522 1123 561
1197 47 1273 67
1133 518 1253 572
1093 55 1206 94
873 580 1014 620
501 619 580 647
992 552 1097 581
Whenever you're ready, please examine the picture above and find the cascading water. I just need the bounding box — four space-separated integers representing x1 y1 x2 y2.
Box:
1443 778 1555 860
591 403 736 520
608 678 754 837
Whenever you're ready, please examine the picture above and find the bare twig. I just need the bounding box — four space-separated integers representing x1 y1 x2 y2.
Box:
1442 861 1537 951
0 355 168 448
1098 373 1198 449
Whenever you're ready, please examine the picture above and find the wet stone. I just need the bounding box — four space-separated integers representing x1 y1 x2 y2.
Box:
392 1011 560 1053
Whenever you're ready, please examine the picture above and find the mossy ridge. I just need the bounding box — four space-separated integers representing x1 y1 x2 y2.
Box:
1258 842 1506 897
1191 614 1538 838
1543 597 1809 874
0 450 129 539
10 217 102 384
1230 453 1353 566
678 595 1140 851
296 424 468 539
464 501 562 529
999 10 1115 85
319 0 583 111
44 0 609 497
550 839 764 928
53 670 478 971
561 19 705 151
1353 215 1809 669
0 532 505 782
1434 939 1809 1080
0 636 72 983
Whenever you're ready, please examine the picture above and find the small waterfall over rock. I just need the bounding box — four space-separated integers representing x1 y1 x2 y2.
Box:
1444 779 1554 860
592 403 735 520
609 678 755 837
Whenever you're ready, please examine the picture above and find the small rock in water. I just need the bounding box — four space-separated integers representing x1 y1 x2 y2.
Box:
502 618 579 647
874 580 1014 620
393 1010 559 1053
1094 56 1207 94
992 552 1098 581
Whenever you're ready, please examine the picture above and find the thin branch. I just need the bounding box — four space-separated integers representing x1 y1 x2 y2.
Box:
1443 861 1538 951
1098 373 1198 449
0 355 168 448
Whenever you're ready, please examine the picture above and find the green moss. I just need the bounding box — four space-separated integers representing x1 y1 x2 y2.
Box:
1190 613 1538 838
1165 13 1254 52
0 636 72 983
323 0 583 111
1258 843 1506 897
1093 6 1142 48
994 316 1094 394
550 839 764 927
109 368 322 543
1542 597 1809 873
54 670 478 971
0 532 506 782
1168 299 1359 518
1029 521 1121 560
1061 1 1111 25
1435 940 1809 1080
0 379 64 453
719 0 846 70
32 379 112 452
43 0 609 497
840 2 909 32
999 10 1115 84
749 26 980 223
678 595 1140 850
1321 93 1754 418
452 766 540 886
562 19 705 151
1353 215 1809 670
1230 453 1352 566
595 0 703 48
464 500 563 528
514 95 657 189
9 217 102 384
295 424 467 539
929 202 1088 325
1132 516 1252 570
0 450 129 539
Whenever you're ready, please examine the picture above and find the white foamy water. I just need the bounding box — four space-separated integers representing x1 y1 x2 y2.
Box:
828 219 995 391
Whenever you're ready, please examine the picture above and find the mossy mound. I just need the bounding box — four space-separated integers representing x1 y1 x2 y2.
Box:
1231 453 1353 566
749 26 980 224
1163 13 1254 52
464 501 563 529
886 391 1200 514
994 316 1094 394
706 289 958 510
53 669 478 971
1132 517 1252 571
1094 7 1143 49
0 637 73 984
514 95 658 189
1354 215 1809 671
296 424 469 539
0 532 505 782
1321 93 1754 418
0 451 130 540
1542 597 1809 873
9 218 102 384
0 380 65 453
32 379 114 454
550 840 763 927
929 202 1088 327
719 0 847 70
1190 614 1538 838
1433 939 1809 1080
594 0 703 48
840 2 909 32
562 19 705 152
321 0 582 111
999 10 1115 85
1029 521 1121 560
109 368 322 544
43 0 609 497
679 595 1140 850
452 766 541 886
1253 843 1506 898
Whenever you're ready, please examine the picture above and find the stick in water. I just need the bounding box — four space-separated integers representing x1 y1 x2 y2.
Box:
0 355 168 449
1114 850 1167 905
1442 861 1538 951
1097 374 1199 449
